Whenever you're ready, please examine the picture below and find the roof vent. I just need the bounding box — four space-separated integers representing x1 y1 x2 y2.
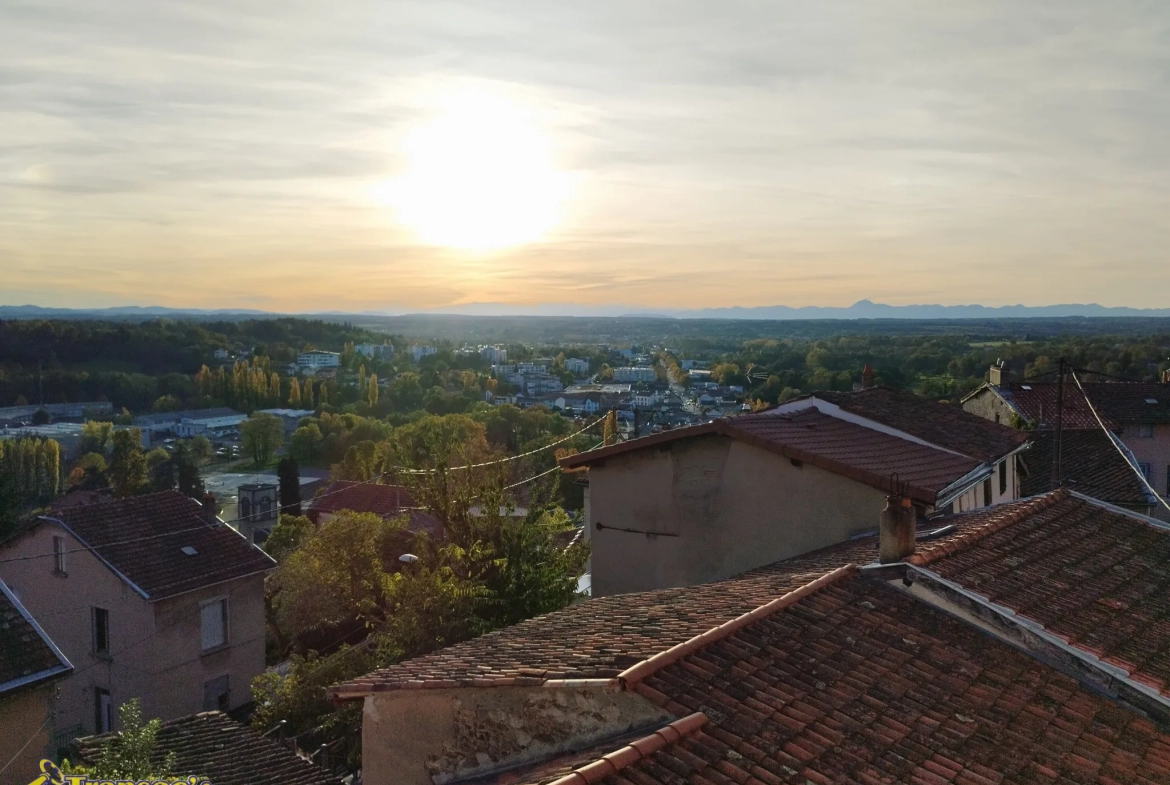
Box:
1145 398 1158 404
1020 385 1032 390
180 546 198 556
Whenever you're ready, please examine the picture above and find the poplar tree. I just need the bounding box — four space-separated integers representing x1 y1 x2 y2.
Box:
288 377 302 408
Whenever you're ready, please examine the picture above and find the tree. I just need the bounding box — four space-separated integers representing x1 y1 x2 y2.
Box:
277 457 301 516
152 395 180 412
63 698 177 780
79 421 114 456
38 439 60 498
31 408 50 425
146 447 174 492
189 435 214 462
262 514 314 562
109 429 148 497
367 374 379 407
317 383 328 408
241 413 284 466
70 452 108 490
288 377 302 408
173 442 205 499
289 423 323 464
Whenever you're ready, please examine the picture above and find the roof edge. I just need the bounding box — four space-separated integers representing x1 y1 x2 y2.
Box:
0 577 73 694
906 489 1070 567
558 422 721 468
36 515 152 600
618 564 858 688
328 675 620 702
545 712 709 785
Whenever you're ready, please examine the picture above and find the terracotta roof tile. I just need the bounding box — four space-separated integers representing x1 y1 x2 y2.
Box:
807 386 1030 463
0 578 70 694
534 574 1170 785
1019 430 1154 506
331 525 967 699
310 481 442 536
912 491 1170 697
76 711 340 785
45 490 275 600
1002 381 1170 428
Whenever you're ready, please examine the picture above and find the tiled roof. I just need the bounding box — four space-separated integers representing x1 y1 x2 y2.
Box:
45 490 275 600
330 524 971 698
0 578 71 695
76 711 340 785
1002 381 1170 428
538 573 1170 785
1020 430 1155 506
179 407 245 420
311 481 442 537
807 386 1030 462
561 408 982 504
909 490 1170 697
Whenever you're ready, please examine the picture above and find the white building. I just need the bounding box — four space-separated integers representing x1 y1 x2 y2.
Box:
564 358 590 375
517 361 548 374
174 408 247 437
480 346 508 364
613 366 656 383
297 351 341 373
356 343 393 360
409 345 438 362
633 392 661 409
213 349 230 360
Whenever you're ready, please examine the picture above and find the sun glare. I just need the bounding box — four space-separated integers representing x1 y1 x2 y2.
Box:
376 92 572 251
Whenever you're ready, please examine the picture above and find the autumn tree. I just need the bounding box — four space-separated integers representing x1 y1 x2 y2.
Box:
241 413 285 466
367 374 378 407
288 377 302 408
109 429 148 497
289 423 323 464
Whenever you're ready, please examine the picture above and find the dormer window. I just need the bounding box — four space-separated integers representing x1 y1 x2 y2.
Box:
53 536 67 574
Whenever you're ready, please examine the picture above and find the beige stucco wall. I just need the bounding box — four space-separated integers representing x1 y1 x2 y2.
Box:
586 435 891 596
0 523 267 742
360 685 671 785
0 683 58 785
1120 424 1170 521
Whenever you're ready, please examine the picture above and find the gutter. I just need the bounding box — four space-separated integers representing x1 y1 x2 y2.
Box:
934 464 994 511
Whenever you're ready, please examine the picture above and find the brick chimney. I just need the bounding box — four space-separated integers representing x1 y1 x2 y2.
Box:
201 491 220 526
861 364 875 389
879 494 915 564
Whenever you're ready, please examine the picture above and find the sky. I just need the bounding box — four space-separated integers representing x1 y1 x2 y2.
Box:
2 1 1169 313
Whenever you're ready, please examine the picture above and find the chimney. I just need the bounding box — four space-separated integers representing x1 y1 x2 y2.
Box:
201 491 219 525
879 494 915 564
989 359 1010 387
861 364 875 389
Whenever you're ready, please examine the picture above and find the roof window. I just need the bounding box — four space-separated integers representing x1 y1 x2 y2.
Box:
1020 385 1032 390
180 546 199 556
1145 398 1158 404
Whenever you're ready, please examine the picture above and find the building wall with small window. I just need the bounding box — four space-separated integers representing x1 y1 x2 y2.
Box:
0 525 156 741
1118 423 1170 521
0 526 268 744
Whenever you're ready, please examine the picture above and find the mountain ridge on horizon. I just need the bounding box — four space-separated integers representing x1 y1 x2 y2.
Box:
3 300 1170 320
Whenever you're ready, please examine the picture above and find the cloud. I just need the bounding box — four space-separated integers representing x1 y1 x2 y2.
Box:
2 0 1169 310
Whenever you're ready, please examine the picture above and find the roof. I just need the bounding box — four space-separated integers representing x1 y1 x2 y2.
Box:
178 407 245 421
76 711 341 785
560 407 982 504
991 381 1170 428
1020 429 1155 506
909 489 1170 697
38 490 275 600
538 571 1170 785
311 481 442 537
330 522 973 698
803 386 1030 462
0 578 71 695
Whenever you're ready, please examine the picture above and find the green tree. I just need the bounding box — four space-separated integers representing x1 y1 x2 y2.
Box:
289 423 323 464
288 377 302 408
38 439 60 498
109 429 148 497
63 698 177 780
262 514 314 562
277 457 301 516
152 394 180 412
241 413 285 465
79 421 114 456
70 452 108 490
31 408 50 425
189 435 214 462
367 374 379 407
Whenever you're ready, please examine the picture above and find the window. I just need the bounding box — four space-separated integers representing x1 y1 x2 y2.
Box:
95 688 113 734
203 675 230 712
201 598 228 651
1139 462 1152 482
999 461 1008 496
92 607 110 655
1138 424 1155 438
259 496 272 520
983 477 992 507
53 536 67 574
239 497 252 521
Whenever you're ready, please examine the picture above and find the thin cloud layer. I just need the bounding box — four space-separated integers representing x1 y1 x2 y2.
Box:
2 1 1168 311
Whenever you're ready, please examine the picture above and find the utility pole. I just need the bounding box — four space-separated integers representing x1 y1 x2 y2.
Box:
1051 358 1065 489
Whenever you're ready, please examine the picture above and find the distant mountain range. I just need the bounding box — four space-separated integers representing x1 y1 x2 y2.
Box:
3 300 1170 320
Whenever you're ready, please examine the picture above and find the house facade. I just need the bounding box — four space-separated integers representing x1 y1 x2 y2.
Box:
0 492 274 744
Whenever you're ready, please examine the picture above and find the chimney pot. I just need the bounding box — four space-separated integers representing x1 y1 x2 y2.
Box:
879 495 915 564
201 492 219 525
861 364 875 389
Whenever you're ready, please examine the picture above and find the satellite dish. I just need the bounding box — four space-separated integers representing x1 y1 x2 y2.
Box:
399 553 420 564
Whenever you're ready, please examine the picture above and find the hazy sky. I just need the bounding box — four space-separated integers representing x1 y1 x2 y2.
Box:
3 1 1169 312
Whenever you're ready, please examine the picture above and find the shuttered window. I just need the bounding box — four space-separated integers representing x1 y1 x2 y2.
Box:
200 598 227 651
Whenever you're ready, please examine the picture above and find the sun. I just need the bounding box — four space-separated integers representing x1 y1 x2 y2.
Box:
376 91 572 251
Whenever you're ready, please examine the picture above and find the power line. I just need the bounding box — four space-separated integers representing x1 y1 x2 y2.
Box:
1069 369 1170 514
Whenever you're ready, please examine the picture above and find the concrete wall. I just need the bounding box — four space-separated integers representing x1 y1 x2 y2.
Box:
0 683 58 785
587 434 889 596
0 524 266 741
360 685 671 785
1121 423 1170 521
